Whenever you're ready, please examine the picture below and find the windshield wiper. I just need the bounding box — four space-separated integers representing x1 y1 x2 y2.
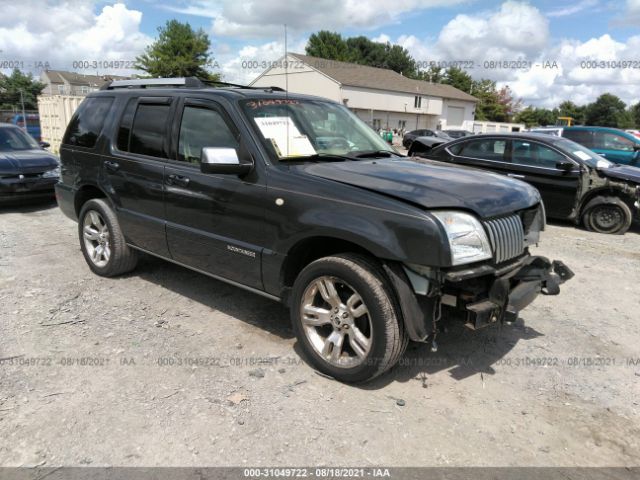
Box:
350 150 403 158
280 153 353 162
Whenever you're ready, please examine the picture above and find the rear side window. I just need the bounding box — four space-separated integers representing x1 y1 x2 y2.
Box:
460 139 506 161
63 97 114 149
563 130 595 148
129 103 171 158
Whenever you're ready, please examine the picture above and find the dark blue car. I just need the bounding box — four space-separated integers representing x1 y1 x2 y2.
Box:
0 123 59 204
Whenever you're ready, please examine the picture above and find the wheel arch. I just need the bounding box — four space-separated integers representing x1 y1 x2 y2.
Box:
74 183 109 217
578 186 636 218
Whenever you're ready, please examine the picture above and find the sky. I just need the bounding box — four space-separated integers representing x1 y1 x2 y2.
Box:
1 0 639 108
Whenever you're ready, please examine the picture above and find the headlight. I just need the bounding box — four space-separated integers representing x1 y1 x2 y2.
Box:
42 166 60 178
432 211 492 266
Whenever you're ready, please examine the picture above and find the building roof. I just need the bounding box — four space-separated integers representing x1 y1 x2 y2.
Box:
289 53 478 103
43 70 129 86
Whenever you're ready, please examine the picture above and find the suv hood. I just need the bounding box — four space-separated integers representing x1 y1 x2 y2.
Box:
298 158 540 219
600 164 640 184
0 150 58 175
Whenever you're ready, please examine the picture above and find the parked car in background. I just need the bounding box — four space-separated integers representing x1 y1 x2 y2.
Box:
402 129 452 148
0 123 58 204
412 132 640 234
443 129 474 139
11 113 41 142
55 77 572 383
625 129 640 139
530 126 640 166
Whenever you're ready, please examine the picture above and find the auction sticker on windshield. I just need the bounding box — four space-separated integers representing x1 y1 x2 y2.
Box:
254 117 316 157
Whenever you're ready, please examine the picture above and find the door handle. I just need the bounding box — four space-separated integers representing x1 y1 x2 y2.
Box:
167 174 190 187
507 173 525 179
104 160 120 172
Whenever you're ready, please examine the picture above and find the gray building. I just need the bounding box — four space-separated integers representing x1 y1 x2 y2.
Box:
40 70 129 96
251 53 479 131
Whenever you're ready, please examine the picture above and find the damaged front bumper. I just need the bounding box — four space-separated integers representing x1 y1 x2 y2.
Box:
384 255 574 342
457 256 574 329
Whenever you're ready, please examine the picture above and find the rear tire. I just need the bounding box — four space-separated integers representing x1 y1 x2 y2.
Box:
291 254 408 383
582 196 632 235
78 198 138 277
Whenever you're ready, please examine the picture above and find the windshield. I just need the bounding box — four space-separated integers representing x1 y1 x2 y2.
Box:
0 126 40 151
240 98 395 160
554 137 614 169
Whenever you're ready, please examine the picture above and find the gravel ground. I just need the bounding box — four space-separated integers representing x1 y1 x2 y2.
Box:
0 201 639 467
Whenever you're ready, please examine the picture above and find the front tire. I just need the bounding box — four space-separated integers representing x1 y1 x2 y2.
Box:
78 198 138 277
291 254 408 383
582 196 632 235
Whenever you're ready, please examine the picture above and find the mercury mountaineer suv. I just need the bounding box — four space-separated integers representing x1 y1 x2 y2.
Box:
55 78 573 383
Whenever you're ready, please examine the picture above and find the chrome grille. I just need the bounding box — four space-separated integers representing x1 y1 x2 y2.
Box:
484 214 525 263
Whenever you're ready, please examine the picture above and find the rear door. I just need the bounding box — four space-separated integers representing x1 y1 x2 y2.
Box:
450 137 580 218
103 96 174 256
508 139 581 218
591 130 638 165
163 97 266 289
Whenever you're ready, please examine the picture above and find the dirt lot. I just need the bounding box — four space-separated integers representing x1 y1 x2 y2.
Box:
0 202 639 467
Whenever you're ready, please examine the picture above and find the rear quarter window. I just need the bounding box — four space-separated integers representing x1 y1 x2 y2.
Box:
62 97 114 149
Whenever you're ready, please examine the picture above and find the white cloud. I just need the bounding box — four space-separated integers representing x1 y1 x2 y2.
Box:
547 0 598 18
380 2 640 107
218 37 308 84
0 2 151 76
162 0 467 38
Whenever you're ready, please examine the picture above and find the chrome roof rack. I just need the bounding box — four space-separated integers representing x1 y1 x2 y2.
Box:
101 76 286 92
101 77 204 90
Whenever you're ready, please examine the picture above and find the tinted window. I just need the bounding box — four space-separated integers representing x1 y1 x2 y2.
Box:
447 143 464 155
0 126 40 151
594 132 635 151
563 130 595 148
178 106 238 164
130 104 170 158
116 98 137 151
460 138 506 161
63 97 114 148
512 140 566 168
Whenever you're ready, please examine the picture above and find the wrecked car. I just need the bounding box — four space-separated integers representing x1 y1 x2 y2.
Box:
413 133 640 234
56 78 573 383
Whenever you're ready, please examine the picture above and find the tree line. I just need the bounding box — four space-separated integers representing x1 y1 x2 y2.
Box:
306 30 640 129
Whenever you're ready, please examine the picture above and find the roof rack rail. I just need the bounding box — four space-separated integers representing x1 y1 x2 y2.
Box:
101 77 205 90
101 76 287 92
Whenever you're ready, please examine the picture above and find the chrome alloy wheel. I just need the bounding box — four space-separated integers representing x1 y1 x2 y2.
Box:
82 210 111 268
300 276 373 368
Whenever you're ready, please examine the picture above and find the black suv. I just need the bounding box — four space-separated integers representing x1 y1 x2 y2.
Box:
56 78 572 383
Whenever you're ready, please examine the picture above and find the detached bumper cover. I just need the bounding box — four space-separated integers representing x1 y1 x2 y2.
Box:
465 256 574 329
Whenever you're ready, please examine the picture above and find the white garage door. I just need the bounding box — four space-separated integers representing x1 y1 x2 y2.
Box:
446 106 465 127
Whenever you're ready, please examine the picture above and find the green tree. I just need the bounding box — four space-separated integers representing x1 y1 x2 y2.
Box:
0 69 45 110
442 66 473 93
584 93 627 127
557 100 585 125
514 106 556 127
305 31 350 60
306 31 417 77
471 79 506 121
135 20 219 79
631 102 640 129
416 65 445 83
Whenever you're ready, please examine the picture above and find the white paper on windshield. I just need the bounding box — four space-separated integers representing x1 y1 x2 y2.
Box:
573 150 593 161
254 117 316 157
596 159 611 168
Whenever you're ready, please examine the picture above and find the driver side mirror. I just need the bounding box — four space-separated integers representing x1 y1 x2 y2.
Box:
632 144 640 151
39 141 50 149
556 160 574 171
200 147 253 176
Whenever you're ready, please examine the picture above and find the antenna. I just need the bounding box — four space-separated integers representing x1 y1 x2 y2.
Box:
284 23 290 156
284 24 289 97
